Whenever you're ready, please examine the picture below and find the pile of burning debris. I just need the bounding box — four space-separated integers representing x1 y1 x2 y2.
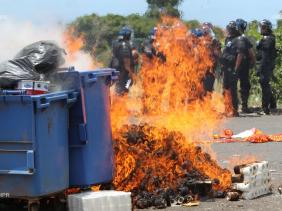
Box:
112 124 231 209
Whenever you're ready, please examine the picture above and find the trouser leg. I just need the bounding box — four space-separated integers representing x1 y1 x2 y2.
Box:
230 74 239 112
260 76 271 112
270 90 277 109
239 73 251 109
223 69 238 115
203 72 215 93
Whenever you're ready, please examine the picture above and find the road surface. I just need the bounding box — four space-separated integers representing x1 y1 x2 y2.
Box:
139 114 282 211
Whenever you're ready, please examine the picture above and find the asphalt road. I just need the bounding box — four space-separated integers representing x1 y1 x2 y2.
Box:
139 113 282 211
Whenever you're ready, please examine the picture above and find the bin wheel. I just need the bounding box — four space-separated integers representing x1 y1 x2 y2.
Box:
28 202 40 211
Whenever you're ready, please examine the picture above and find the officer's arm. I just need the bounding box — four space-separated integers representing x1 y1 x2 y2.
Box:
130 49 138 82
262 37 275 51
235 53 243 71
213 40 222 58
235 39 246 71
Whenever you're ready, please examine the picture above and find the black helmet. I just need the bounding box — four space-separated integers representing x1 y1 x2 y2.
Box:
236 18 247 33
226 21 239 37
259 19 272 32
119 26 132 40
202 22 213 29
202 22 214 36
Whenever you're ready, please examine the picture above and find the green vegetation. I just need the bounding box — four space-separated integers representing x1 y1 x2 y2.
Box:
146 0 184 18
69 13 158 65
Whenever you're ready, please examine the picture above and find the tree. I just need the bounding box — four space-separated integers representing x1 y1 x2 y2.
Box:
69 13 158 65
184 20 200 29
146 0 183 18
272 19 282 103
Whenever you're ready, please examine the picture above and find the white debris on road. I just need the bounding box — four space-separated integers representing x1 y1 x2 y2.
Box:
233 161 272 200
68 190 132 211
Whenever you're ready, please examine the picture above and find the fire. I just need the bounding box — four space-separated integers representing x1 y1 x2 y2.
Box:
63 28 84 60
113 125 231 193
111 16 232 196
63 27 101 69
141 17 214 115
223 90 234 116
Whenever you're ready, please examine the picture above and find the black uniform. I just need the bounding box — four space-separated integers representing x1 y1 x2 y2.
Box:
203 37 221 93
110 39 134 95
142 39 156 59
256 34 277 113
236 34 253 110
221 36 240 114
142 39 166 62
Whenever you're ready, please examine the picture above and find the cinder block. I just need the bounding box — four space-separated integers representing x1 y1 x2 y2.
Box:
240 164 258 176
233 161 272 200
242 185 271 200
257 161 269 173
68 191 132 211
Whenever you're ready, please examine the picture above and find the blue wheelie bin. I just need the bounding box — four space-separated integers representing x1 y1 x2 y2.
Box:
52 68 118 187
0 90 77 198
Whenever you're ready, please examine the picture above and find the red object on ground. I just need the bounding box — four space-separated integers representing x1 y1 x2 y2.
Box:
223 129 234 138
245 134 273 143
269 134 282 142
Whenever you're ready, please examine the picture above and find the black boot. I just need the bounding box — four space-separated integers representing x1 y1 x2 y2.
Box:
241 106 252 113
262 107 270 115
232 110 240 117
270 91 277 109
270 100 277 110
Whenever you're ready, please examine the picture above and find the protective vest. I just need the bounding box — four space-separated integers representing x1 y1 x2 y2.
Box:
221 37 238 67
257 34 277 65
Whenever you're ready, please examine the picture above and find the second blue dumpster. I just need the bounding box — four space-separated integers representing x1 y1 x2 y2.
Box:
53 68 118 187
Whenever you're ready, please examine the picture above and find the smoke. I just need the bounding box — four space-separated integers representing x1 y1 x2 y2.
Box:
0 17 97 70
65 51 97 70
0 18 63 62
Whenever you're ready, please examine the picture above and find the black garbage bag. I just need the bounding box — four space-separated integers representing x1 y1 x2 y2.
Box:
0 57 40 88
15 40 66 74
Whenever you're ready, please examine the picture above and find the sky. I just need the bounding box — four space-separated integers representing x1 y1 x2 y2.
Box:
0 0 282 27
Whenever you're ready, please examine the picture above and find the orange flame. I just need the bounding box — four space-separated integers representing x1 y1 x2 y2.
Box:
63 28 84 60
63 27 101 69
111 16 232 193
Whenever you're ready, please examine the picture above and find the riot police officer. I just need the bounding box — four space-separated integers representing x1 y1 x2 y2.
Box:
201 22 221 95
142 27 166 62
110 27 135 95
235 19 256 113
256 19 277 115
221 21 241 117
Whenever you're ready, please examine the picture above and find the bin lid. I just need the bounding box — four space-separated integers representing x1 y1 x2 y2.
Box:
77 68 117 77
0 90 78 109
51 68 118 91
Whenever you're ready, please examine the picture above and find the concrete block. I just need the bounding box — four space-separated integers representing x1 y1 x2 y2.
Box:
68 191 132 211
